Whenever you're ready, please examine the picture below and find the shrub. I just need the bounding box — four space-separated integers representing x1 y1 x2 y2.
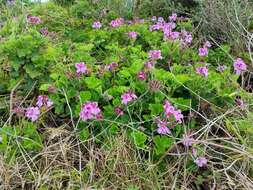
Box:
196 0 253 50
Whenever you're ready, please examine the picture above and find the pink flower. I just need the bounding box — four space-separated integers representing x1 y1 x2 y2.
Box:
157 17 164 23
144 61 155 70
156 119 171 135
181 30 192 44
92 21 102 29
149 23 164 31
46 99 54 108
110 18 124 28
75 62 87 74
182 133 194 147
137 71 146 80
121 92 137 105
164 100 175 116
114 106 124 116
148 50 162 60
27 16 41 24
151 16 157 22
194 156 207 167
40 27 49 36
26 107 40 122
235 98 245 108
233 58 247 74
36 95 44 107
204 41 211 48
128 31 138 39
162 22 176 33
196 66 208 77
169 13 177 21
184 34 193 44
198 47 208 57
36 95 53 108
105 62 118 71
96 113 103 120
80 101 101 121
217 65 226 72
163 100 184 124
165 31 180 40
173 110 184 123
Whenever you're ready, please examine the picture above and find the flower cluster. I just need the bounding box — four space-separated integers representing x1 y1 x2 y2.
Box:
235 97 245 108
163 100 183 123
217 65 226 72
114 106 124 116
194 156 207 167
75 62 87 74
24 95 53 122
137 71 146 80
148 50 162 60
149 16 192 46
80 101 102 121
26 107 40 122
156 119 171 135
39 27 49 36
156 100 183 135
109 18 124 28
151 16 157 22
196 66 208 77
128 31 138 39
7 0 15 6
144 61 155 70
27 15 41 25
181 132 207 167
121 91 137 105
182 132 194 147
92 21 102 29
37 95 53 108
105 62 118 71
198 41 211 57
169 13 177 22
180 30 193 47
233 58 247 75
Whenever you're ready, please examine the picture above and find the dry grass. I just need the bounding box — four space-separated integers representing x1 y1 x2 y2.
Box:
198 0 253 51
1 113 253 190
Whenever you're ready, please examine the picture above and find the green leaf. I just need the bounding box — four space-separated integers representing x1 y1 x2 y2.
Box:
175 74 190 84
131 131 147 149
128 59 143 74
80 91 91 103
118 68 131 78
24 64 41 78
149 104 163 116
79 128 89 141
109 124 119 135
39 84 51 91
84 76 102 92
153 136 173 155
152 68 173 82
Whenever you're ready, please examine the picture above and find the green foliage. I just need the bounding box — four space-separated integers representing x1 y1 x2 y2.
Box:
0 1 253 189
153 135 173 155
0 30 62 92
131 131 147 149
1 2 247 156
